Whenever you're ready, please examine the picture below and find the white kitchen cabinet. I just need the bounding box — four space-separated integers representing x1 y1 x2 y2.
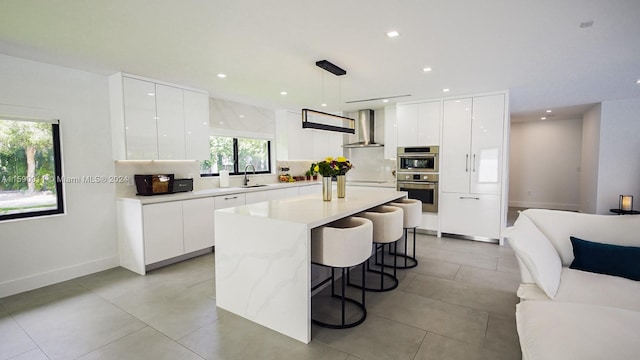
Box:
156 84 186 160
214 193 246 209
183 197 215 253
441 95 504 195
110 73 210 160
121 77 158 160
439 93 507 240
142 202 184 265
384 106 397 159
184 90 211 160
439 193 501 239
396 101 440 147
245 190 269 204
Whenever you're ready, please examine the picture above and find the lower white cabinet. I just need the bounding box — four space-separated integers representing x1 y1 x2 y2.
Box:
439 193 501 239
118 197 216 274
183 197 216 253
142 202 184 265
214 193 246 209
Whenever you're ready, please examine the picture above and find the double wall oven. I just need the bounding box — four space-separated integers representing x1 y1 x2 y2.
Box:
397 146 439 213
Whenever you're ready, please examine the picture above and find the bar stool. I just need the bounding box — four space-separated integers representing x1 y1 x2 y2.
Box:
351 205 404 292
388 199 422 269
311 216 373 329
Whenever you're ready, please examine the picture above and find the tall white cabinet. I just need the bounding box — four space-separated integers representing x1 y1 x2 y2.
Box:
439 94 507 240
109 73 210 160
396 101 441 147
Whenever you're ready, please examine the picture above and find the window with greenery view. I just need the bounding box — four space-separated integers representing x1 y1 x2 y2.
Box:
0 118 64 221
200 136 271 176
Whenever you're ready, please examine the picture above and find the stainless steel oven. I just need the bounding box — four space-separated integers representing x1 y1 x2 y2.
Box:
397 172 439 213
397 146 439 173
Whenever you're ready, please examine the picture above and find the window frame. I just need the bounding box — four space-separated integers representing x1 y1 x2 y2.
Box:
0 120 65 222
200 136 272 177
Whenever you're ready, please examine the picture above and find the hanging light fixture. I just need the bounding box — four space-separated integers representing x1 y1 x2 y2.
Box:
301 60 355 134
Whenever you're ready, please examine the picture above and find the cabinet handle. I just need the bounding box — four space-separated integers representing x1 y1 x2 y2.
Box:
465 154 469 172
473 154 476 172
224 196 238 200
459 196 480 200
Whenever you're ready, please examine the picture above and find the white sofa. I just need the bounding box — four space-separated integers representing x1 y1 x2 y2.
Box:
504 209 640 360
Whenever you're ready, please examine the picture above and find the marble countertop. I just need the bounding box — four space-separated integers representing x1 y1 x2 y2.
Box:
118 180 321 205
216 186 407 228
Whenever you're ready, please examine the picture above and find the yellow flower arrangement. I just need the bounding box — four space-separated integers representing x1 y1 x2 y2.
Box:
310 156 353 177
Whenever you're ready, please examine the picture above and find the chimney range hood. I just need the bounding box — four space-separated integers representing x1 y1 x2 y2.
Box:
343 109 383 148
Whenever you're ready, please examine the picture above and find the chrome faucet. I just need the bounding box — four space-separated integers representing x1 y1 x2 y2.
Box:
243 164 256 186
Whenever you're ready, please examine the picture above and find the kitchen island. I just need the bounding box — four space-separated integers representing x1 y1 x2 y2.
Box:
214 186 407 343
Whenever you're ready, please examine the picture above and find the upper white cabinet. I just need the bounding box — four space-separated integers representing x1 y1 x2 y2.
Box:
383 106 397 160
440 95 505 195
109 73 210 160
396 101 440 147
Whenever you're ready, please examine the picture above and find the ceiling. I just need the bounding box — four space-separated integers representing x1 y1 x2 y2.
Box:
1 0 639 123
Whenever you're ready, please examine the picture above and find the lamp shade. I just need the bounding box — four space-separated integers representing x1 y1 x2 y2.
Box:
619 195 634 211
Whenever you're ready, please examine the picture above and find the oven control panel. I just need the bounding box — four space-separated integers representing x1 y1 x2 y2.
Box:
397 173 439 182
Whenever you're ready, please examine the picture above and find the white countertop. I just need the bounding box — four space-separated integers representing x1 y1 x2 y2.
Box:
217 186 406 228
118 181 321 204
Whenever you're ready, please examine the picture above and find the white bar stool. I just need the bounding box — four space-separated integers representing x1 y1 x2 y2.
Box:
351 205 404 292
388 199 422 269
311 216 373 329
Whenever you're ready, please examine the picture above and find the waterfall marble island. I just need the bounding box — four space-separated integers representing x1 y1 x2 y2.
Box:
214 186 407 343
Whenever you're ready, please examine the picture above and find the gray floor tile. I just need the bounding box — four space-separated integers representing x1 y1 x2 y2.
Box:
74 266 165 301
313 313 426 360
497 255 520 274
0 279 89 314
11 292 146 360
5 348 49 360
409 257 461 280
483 312 522 359
179 313 349 360
109 281 220 340
0 307 37 360
404 274 519 317
454 266 521 293
366 290 489 346
414 246 499 271
414 332 520 360
77 326 203 360
146 257 215 287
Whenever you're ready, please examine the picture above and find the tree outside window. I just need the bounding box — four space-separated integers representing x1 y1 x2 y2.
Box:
200 136 271 176
0 118 64 220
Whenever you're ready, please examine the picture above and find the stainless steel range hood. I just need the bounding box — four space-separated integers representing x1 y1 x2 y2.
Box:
343 109 383 148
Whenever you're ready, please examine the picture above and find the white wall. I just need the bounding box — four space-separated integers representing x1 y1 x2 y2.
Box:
595 98 640 214
579 104 601 213
509 118 582 210
0 54 117 297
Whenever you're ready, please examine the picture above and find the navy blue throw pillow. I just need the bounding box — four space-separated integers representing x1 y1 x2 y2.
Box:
569 236 640 281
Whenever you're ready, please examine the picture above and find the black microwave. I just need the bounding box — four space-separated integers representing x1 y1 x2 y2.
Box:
134 174 174 196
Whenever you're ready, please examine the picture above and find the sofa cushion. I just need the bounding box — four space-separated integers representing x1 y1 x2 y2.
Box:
516 301 640 360
570 236 640 281
518 267 640 312
506 214 562 299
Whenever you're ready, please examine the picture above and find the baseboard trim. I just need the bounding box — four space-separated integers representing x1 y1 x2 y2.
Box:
508 201 579 212
0 255 119 298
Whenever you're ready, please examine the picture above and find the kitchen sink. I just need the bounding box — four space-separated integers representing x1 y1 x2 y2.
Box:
240 184 267 188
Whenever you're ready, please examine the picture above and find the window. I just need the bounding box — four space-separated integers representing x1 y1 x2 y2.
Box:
0 118 64 221
200 136 271 176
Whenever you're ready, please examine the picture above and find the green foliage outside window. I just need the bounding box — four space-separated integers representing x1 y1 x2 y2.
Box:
200 136 271 176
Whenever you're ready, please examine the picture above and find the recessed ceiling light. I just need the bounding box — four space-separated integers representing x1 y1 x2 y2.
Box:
636 79 640 85
217 73 226 78
386 30 399 38
280 91 287 95
147 92 155 96
239 115 245 118
541 117 547 120
442 88 450 92
321 103 327 107
219 121 224 125
422 67 432 72
546 109 552 113
382 99 389 103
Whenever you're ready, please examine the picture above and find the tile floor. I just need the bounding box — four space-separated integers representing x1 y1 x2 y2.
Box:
0 234 522 360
